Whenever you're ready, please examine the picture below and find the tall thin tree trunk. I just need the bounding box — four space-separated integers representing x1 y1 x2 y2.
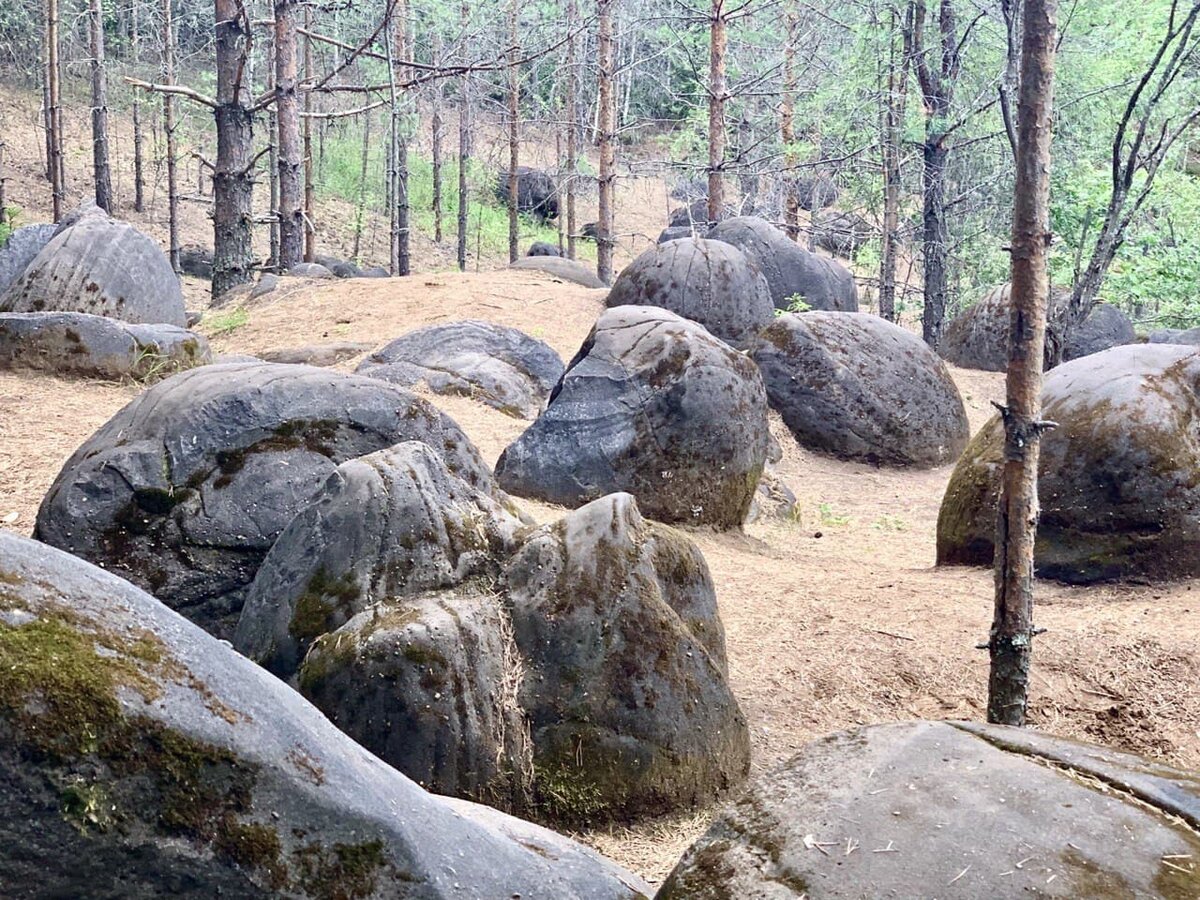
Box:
456 0 471 271
780 0 799 240
707 0 727 222
212 0 254 298
565 0 578 259
46 0 63 221
922 138 949 345
393 0 410 275
132 2 145 212
506 0 520 263
90 0 114 212
303 5 315 261
162 0 179 270
353 112 371 261
275 0 303 269
879 9 908 323
431 33 444 244
596 0 616 283
266 34 280 269
988 0 1058 727
42 75 53 183
0 138 7 229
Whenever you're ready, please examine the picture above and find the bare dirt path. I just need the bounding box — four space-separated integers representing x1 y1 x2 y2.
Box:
4 272 1199 887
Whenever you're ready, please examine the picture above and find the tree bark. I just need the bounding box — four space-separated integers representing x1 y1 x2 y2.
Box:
394 0 410 275
780 0 799 240
596 0 617 284
506 0 520 263
266 34 280 270
431 32 444 244
565 0 578 259
275 0 303 269
132 1 145 212
353 112 371 261
303 4 315 261
90 0 114 213
707 0 727 222
45 0 63 222
161 0 180 271
988 0 1058 728
879 8 908 323
212 0 254 299
456 0 471 271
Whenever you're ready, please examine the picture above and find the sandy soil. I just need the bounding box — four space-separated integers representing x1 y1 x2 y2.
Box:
4 271 1200 888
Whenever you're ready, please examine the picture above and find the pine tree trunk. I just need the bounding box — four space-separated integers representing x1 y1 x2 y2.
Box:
922 137 949 346
162 0 179 270
596 0 616 284
506 0 520 263
302 5 315 261
707 0 727 222
393 0 411 275
266 36 280 271
275 0 303 269
780 0 799 240
212 0 254 298
879 8 908 323
90 0 114 213
431 33 444 244
353 113 371 261
45 0 63 222
988 0 1058 727
565 0 578 259
0 139 7 228
132 1 145 212
456 0 471 272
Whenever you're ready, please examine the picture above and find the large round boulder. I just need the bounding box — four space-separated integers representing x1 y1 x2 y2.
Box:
297 493 749 825
35 362 498 639
234 441 522 679
1063 302 1136 361
659 720 1200 898
509 255 607 289
0 312 209 380
0 213 185 327
0 223 57 292
810 208 872 258
938 343 1200 583
495 305 770 528
707 216 858 312
0 530 648 899
754 312 969 467
1149 325 1200 346
605 238 773 348
357 320 565 419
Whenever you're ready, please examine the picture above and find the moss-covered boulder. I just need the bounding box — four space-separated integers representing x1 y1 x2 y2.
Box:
357 320 565 419
707 216 858 313
938 344 1200 583
0 211 186 327
496 305 770 528
605 237 774 349
35 362 499 640
296 494 748 827
658 720 1200 898
234 441 522 679
0 530 649 899
0 311 210 381
754 312 969 467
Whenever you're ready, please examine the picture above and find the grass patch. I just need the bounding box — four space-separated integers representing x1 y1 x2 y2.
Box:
203 307 249 337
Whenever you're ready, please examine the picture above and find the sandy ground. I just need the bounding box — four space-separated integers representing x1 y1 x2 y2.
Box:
4 271 1200 887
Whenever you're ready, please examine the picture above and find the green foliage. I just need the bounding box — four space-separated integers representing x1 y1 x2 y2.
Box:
203 307 249 336
0 207 20 247
774 293 812 317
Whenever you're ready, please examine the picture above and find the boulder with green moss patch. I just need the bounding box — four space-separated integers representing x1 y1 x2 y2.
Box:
659 720 1200 898
938 343 1200 583
754 312 969 468
496 306 769 529
234 441 522 679
0 530 649 899
35 362 501 639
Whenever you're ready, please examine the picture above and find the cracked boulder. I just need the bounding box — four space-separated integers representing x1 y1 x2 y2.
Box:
295 493 749 825
754 312 969 467
659 720 1200 898
0 211 185 327
357 321 565 419
234 441 522 679
606 238 773 349
35 361 499 639
0 530 649 900
496 305 769 528
0 312 210 380
707 216 858 312
0 224 57 293
938 343 1200 583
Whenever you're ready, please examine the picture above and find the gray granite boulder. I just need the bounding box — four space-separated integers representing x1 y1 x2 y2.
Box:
496 306 769 528
357 321 565 419
659 720 1200 898
509 255 607 289
605 238 773 349
0 213 185 327
286 262 334 279
1063 302 1136 361
0 224 57 292
793 173 840 211
35 362 498 639
297 493 749 825
0 312 210 381
755 312 969 467
527 241 562 257
178 244 213 279
314 255 362 278
1149 325 1200 345
0 530 649 899
657 225 705 244
260 341 374 367
708 216 859 312
234 441 522 679
360 265 391 278
810 208 872 258
938 343 1200 583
